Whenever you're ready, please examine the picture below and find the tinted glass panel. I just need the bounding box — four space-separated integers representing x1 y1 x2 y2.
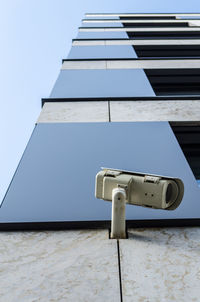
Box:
123 22 188 28
76 31 128 39
127 31 200 39
50 69 155 98
67 45 137 59
120 16 176 20
1 122 200 229
172 125 200 179
144 69 200 96
134 45 200 58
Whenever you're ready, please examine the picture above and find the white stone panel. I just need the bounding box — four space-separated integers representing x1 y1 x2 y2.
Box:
0 230 120 302
83 19 191 24
37 102 109 123
62 59 200 70
120 228 200 302
79 27 200 32
62 60 106 70
106 39 200 45
73 39 200 46
85 13 200 17
110 100 200 122
107 59 200 69
189 21 200 26
73 40 106 46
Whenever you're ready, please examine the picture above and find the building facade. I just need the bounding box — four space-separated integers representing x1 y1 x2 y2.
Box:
1 13 200 301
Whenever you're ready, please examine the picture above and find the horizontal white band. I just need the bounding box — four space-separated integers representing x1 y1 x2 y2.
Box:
82 19 200 24
62 59 200 70
72 39 200 46
79 27 200 32
85 13 200 17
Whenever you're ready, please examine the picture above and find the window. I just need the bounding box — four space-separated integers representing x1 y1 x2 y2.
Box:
127 31 200 39
133 45 200 58
171 124 200 180
144 69 200 96
120 16 177 20
123 22 188 28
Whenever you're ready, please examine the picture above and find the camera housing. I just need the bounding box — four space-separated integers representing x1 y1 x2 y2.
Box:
96 168 184 210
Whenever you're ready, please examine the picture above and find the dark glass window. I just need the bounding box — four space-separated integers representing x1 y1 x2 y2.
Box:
171 124 200 180
123 22 188 28
127 31 200 39
144 69 200 96
134 45 200 58
120 16 176 20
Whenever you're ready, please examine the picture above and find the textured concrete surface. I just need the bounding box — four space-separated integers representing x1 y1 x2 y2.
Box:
73 39 200 46
82 19 191 24
73 40 106 46
0 230 120 302
110 100 200 122
62 59 200 70
85 13 200 17
37 102 109 123
78 27 200 32
189 21 200 26
120 228 200 302
62 60 107 70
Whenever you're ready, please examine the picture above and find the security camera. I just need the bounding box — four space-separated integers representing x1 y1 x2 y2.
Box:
96 168 184 210
95 168 184 239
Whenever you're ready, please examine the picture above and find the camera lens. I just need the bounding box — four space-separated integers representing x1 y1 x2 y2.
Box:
166 183 173 203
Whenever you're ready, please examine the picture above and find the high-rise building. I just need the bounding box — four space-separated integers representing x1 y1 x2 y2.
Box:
1 13 200 301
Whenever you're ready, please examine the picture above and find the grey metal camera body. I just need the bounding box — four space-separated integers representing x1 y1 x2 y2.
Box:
96 168 184 210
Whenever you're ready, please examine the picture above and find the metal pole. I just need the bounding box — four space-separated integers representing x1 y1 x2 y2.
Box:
110 188 127 239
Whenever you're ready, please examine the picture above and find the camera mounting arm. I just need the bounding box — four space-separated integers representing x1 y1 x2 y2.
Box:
111 187 127 239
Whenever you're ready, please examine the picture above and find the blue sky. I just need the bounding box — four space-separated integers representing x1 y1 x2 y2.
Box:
1 0 200 201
